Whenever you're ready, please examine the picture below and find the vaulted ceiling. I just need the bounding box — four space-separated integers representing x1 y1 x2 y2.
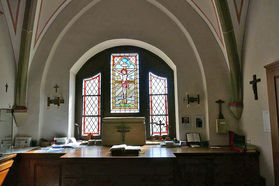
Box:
0 0 249 67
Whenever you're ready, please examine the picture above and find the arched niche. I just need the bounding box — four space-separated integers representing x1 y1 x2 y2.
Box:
22 0 236 145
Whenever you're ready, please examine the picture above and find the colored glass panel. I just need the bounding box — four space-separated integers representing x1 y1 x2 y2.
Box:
111 53 139 113
82 73 101 136
149 72 169 136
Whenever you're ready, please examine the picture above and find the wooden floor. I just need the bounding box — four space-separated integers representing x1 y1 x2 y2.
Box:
4 145 265 186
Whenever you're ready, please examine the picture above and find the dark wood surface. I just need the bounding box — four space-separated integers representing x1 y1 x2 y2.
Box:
60 145 257 159
61 145 176 159
5 145 263 186
0 154 16 163
265 61 279 186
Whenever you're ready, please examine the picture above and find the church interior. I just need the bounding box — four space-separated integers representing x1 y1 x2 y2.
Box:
0 0 278 185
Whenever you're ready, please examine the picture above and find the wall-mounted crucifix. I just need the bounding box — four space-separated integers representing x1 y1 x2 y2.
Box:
249 74 261 100
5 83 8 92
215 99 225 119
54 84 59 93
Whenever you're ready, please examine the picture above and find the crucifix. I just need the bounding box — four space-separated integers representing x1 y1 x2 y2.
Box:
117 124 130 144
150 119 158 136
5 83 8 92
54 84 59 93
215 99 225 119
249 74 261 100
154 120 165 137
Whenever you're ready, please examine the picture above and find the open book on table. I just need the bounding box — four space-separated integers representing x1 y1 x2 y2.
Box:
186 133 201 147
110 144 141 156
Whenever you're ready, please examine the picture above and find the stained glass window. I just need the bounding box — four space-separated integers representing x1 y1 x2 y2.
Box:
111 53 139 113
149 72 169 136
82 73 101 136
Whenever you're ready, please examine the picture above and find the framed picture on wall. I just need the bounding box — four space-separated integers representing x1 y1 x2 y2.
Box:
182 115 191 129
195 115 204 128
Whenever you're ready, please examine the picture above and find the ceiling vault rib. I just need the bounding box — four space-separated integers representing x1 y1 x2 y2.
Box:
14 0 37 113
214 0 243 119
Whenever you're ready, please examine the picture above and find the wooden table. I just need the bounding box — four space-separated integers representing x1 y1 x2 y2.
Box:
61 145 176 159
5 145 264 186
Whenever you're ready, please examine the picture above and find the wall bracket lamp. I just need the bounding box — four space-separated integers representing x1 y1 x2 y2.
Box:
47 84 64 109
184 93 200 107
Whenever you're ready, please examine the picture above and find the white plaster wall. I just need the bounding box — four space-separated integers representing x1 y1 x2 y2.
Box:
0 5 16 141
0 110 13 140
0 6 15 109
240 0 279 185
16 0 237 146
186 0 226 59
161 1 238 145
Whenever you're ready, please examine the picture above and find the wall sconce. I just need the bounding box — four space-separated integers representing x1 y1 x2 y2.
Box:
47 84 64 110
184 93 200 107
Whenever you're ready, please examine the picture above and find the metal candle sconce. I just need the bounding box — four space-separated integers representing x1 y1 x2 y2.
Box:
184 93 200 107
47 84 64 109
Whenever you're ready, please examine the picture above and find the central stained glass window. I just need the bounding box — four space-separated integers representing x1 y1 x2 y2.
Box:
111 53 140 113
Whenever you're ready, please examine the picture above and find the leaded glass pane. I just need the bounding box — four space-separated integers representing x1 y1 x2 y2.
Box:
83 117 100 135
82 96 99 116
150 75 168 95
150 95 168 115
111 53 139 113
149 72 169 136
82 73 101 136
149 115 168 135
82 75 101 96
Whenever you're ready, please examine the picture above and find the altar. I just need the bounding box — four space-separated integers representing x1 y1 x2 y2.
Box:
102 117 146 146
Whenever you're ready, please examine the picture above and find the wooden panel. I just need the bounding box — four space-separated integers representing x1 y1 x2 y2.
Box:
15 153 62 186
0 160 14 186
0 169 9 186
273 76 279 183
176 156 213 186
213 154 260 185
265 62 279 185
0 154 16 164
0 160 13 172
34 163 61 186
175 153 262 186
16 157 34 185
62 159 174 186
63 175 173 186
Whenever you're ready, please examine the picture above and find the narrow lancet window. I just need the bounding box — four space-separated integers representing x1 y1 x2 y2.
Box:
111 53 139 113
149 72 169 136
82 73 101 136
